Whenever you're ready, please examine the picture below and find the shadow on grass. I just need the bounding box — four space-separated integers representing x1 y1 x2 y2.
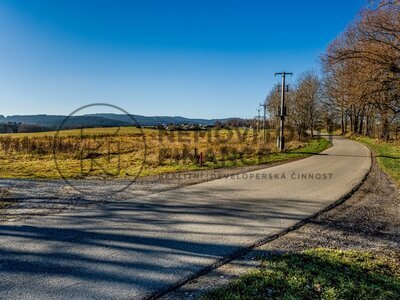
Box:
203 248 400 300
377 155 400 159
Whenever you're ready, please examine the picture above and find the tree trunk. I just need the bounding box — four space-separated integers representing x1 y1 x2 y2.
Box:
350 114 354 133
341 112 345 134
365 114 370 137
310 118 314 137
358 112 364 134
380 116 390 141
354 113 359 134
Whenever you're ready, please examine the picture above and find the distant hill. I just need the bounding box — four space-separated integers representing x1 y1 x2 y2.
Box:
85 113 239 127
0 114 242 129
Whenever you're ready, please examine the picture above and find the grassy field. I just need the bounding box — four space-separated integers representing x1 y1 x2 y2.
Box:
0 127 330 179
352 135 400 186
203 249 400 300
0 126 152 137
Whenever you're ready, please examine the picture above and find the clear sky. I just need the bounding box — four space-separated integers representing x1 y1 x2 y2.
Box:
0 0 366 119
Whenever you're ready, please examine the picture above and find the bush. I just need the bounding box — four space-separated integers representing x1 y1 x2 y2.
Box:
219 145 230 157
257 144 271 156
158 147 171 164
181 144 191 162
172 147 182 162
205 147 216 162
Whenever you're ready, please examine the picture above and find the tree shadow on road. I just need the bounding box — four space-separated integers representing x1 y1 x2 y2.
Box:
0 194 322 298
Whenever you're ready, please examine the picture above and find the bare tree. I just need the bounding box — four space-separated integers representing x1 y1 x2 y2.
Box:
322 0 400 140
295 71 322 138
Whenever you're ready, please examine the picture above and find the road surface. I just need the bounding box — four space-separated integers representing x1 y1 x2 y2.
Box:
0 135 371 299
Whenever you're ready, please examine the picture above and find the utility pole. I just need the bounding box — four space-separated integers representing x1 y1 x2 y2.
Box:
259 102 267 142
275 72 292 151
257 107 261 131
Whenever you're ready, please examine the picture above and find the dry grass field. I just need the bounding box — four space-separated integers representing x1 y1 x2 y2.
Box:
0 126 330 179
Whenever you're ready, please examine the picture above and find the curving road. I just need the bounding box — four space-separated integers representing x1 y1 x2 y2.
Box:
0 135 371 299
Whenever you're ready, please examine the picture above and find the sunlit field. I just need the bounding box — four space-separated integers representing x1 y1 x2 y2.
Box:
0 126 330 179
0 126 152 137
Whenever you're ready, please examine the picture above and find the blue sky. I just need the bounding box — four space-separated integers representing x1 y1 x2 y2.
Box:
0 0 366 118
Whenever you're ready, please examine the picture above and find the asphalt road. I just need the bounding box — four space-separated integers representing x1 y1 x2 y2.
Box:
0 135 371 299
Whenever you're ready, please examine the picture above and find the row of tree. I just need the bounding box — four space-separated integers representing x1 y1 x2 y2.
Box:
323 0 400 140
266 0 400 141
0 122 50 134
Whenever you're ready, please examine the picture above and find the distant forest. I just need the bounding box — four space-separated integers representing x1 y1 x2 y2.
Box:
0 114 249 134
0 122 51 134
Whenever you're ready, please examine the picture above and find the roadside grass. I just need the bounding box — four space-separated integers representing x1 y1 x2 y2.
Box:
203 249 400 300
0 127 330 180
351 135 400 186
141 138 331 176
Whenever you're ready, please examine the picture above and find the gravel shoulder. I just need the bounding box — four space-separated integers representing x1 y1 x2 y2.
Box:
162 155 400 300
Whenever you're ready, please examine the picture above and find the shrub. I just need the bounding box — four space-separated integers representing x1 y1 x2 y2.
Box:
219 145 230 157
205 147 216 162
158 147 171 165
242 145 255 156
172 147 182 162
257 144 271 156
0 137 12 154
181 144 191 162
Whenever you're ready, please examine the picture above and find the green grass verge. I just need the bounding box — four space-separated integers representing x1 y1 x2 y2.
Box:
352 136 400 185
203 249 400 300
241 138 331 167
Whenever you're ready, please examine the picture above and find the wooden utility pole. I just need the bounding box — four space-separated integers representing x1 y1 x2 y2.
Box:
257 107 261 131
259 102 267 142
275 72 292 151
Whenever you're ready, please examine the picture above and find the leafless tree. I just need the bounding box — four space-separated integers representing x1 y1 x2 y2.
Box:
322 0 400 140
295 71 322 138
